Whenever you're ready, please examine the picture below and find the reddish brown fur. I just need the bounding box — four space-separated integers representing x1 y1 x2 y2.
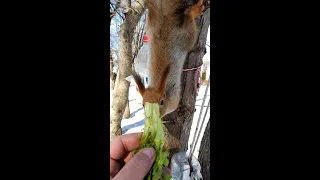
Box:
133 65 170 106
133 0 205 117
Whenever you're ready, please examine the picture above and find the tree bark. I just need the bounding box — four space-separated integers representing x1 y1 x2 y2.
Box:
163 7 210 159
110 49 117 90
110 0 147 141
123 100 130 119
198 120 210 180
110 3 118 91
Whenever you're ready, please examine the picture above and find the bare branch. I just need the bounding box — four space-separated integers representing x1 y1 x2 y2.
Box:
110 0 148 140
110 1 116 7
110 2 116 10
112 16 123 25
110 0 125 21
115 10 125 20
120 0 130 14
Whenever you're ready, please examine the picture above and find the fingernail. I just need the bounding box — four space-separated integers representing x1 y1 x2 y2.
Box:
142 148 155 159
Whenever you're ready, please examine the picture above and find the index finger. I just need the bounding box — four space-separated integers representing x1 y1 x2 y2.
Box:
110 133 142 160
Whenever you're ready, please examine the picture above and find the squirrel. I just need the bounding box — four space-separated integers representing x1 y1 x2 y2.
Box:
132 0 205 118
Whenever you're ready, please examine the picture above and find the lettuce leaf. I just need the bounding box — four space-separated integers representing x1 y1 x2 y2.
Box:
134 102 171 180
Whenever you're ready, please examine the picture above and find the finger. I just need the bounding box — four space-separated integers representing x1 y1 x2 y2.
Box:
113 148 156 180
110 133 142 160
110 158 120 179
123 151 134 163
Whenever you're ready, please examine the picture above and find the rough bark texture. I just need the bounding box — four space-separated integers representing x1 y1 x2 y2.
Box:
198 120 210 180
123 100 130 119
163 7 210 159
110 4 117 91
110 49 117 90
110 0 147 141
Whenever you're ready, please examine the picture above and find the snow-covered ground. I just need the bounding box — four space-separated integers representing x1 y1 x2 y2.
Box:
110 82 210 159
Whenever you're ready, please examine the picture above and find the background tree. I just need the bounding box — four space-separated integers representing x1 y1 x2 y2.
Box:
110 1 146 91
110 0 147 141
123 9 147 119
110 0 122 90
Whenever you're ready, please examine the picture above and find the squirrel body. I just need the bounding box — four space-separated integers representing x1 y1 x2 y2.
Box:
133 0 205 117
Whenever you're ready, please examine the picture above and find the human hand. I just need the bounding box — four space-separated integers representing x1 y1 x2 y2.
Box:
110 133 156 180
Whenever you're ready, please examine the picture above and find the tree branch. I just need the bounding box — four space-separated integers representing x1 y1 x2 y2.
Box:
110 0 148 141
115 10 125 20
110 1 124 21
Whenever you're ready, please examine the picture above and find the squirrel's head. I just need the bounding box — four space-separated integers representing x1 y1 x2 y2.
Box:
132 65 170 109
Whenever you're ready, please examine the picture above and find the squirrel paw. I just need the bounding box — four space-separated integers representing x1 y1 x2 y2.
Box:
186 0 206 22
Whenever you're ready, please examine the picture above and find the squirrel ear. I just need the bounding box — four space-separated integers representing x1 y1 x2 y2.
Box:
158 65 170 95
132 70 145 95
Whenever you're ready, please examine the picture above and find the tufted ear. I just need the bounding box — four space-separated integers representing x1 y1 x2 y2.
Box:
158 65 170 95
132 70 145 96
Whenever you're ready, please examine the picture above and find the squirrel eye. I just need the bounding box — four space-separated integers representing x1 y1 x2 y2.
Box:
160 99 164 105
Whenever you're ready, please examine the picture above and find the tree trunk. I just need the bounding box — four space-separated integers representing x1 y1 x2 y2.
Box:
198 120 210 180
110 0 147 141
123 100 130 119
110 49 117 90
110 4 117 91
163 7 210 159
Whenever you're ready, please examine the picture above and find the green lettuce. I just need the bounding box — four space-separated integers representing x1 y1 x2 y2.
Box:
134 102 171 180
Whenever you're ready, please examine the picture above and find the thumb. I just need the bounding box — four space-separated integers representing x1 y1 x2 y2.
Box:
113 148 156 180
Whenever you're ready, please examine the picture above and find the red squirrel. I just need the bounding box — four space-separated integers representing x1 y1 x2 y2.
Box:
132 0 205 117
